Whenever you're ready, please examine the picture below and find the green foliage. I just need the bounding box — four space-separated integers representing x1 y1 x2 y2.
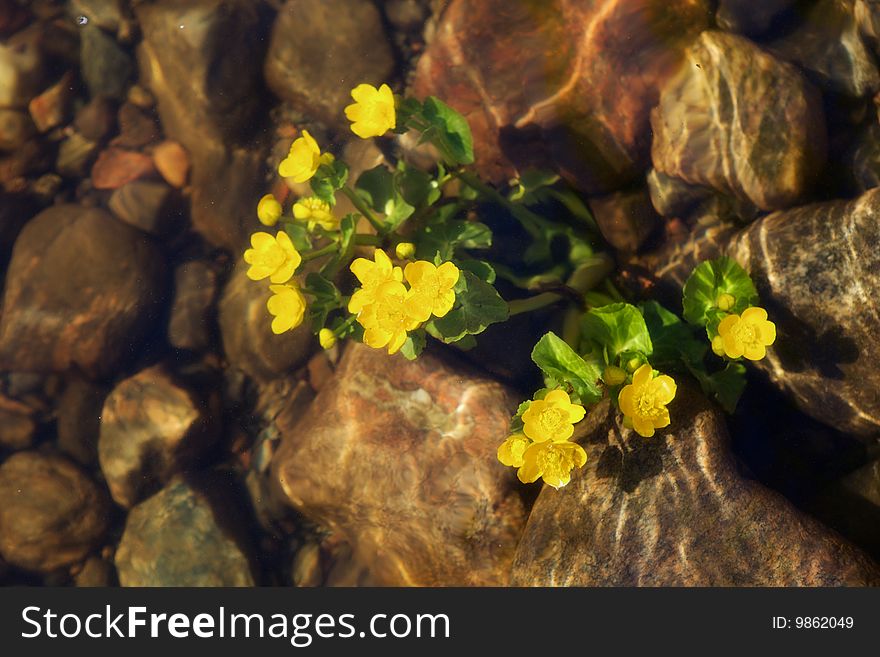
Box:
283 222 311 252
428 270 508 343
420 96 474 165
310 159 349 206
400 330 427 361
355 165 415 231
531 332 603 405
682 257 758 332
581 303 653 363
303 272 341 332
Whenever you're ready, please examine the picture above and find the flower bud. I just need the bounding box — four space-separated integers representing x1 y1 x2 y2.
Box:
625 356 643 373
716 293 735 312
318 328 337 350
711 335 725 357
603 365 627 386
395 242 416 259
256 194 282 227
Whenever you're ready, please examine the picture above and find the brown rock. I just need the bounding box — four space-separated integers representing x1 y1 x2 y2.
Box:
651 31 826 212
91 147 156 190
0 25 45 108
56 132 99 179
0 395 36 451
265 0 395 126
108 179 180 237
168 260 218 351
272 344 528 586
0 109 35 152
73 96 118 143
152 140 189 189
113 102 160 148
218 259 314 382
79 23 132 101
27 71 74 133
589 187 661 254
0 205 166 379
511 388 880 586
75 556 117 587
716 0 796 36
0 451 109 573
0 0 30 38
411 0 709 193
57 375 107 466
98 364 218 507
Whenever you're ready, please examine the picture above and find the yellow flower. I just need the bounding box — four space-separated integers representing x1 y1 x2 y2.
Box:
403 260 460 322
257 194 282 227
243 231 301 284
267 284 306 334
517 440 587 489
356 280 420 354
521 389 586 443
293 197 337 231
497 434 531 468
348 249 403 313
395 242 416 259
278 129 322 183
618 364 676 438
344 83 396 139
318 328 336 349
717 307 776 361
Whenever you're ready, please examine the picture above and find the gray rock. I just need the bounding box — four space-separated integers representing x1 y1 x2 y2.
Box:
651 31 826 212
108 180 180 237
80 24 133 101
0 205 166 379
265 0 395 127
115 476 256 586
511 389 880 586
0 451 109 573
98 364 219 508
168 260 218 351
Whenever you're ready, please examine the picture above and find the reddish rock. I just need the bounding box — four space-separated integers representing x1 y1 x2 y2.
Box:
27 71 74 133
152 140 189 188
411 0 710 193
512 388 880 586
91 147 156 190
0 205 166 379
272 344 529 586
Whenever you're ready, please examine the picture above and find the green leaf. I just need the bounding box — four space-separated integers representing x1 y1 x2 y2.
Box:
639 301 706 371
394 97 423 134
456 259 496 284
530 332 603 405
429 270 508 342
355 165 414 231
422 96 474 165
581 303 653 363
415 219 492 262
304 272 341 331
682 256 759 328
310 159 349 206
691 362 747 414
396 165 438 207
400 330 426 360
283 222 312 252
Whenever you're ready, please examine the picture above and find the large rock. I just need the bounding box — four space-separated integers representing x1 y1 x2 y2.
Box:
511 388 880 586
115 476 256 586
0 205 166 379
651 31 826 212
0 452 109 573
0 25 45 108
265 0 395 126
136 0 269 250
716 0 797 36
725 188 880 437
218 259 314 382
272 344 528 586
411 0 709 193
98 364 219 507
167 259 218 351
57 375 107 466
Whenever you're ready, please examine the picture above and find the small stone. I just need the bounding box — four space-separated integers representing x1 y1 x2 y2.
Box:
112 102 160 148
716 0 797 36
27 71 74 133
651 31 826 212
218 260 315 383
56 132 99 178
0 452 109 573
272 344 528 585
0 25 45 108
0 396 36 451
74 556 117 587
57 375 107 466
29 173 62 203
115 476 256 586
91 147 156 189
0 109 35 152
79 24 132 101
73 96 118 143
168 260 218 351
126 84 154 109
98 364 219 508
108 179 180 236
511 388 880 586
152 140 189 188
265 0 394 129
589 188 661 254
0 204 166 379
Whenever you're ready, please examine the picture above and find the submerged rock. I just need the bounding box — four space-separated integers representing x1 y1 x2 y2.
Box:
79 24 133 101
716 0 796 36
0 452 109 573
0 205 166 379
265 0 394 126
272 344 528 586
108 179 180 237
651 31 826 212
412 0 709 193
167 260 218 351
511 389 880 586
115 476 256 586
589 187 661 254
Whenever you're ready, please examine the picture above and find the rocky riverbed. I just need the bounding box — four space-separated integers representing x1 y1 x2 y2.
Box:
0 0 879 587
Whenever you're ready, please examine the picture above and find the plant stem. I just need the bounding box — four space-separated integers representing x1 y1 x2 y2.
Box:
342 186 385 235
301 242 338 262
354 234 382 246
507 292 564 317
453 169 543 238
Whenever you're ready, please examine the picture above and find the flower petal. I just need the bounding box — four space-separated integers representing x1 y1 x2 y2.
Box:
517 444 544 483
618 384 636 418
387 330 408 355
651 375 677 405
543 389 570 406
741 306 768 323
404 260 434 288
632 416 656 438
759 320 776 346
436 261 461 289
632 364 653 387
743 344 766 361
717 314 740 338
350 83 376 104
567 403 586 424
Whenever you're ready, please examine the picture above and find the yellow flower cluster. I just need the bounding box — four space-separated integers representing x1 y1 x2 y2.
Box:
344 83 396 139
243 231 306 335
619 364 676 438
347 249 460 354
497 390 588 489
